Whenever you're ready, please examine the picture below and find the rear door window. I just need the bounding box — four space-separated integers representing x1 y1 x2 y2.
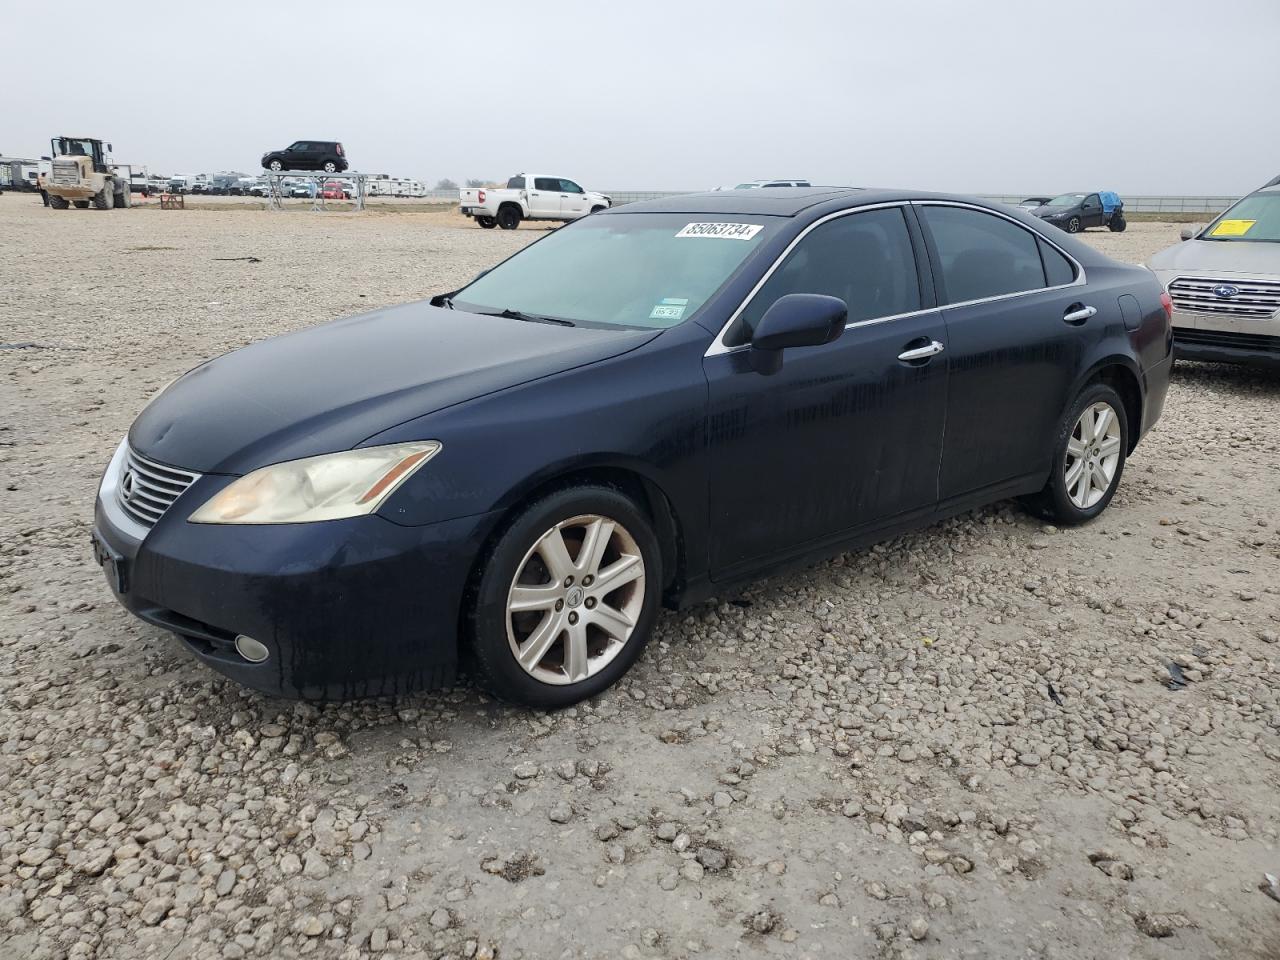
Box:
727 207 921 346
921 205 1047 304
534 177 560 191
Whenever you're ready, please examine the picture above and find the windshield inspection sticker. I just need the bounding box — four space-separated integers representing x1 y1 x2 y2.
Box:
675 222 763 241
1210 219 1256 237
649 298 689 321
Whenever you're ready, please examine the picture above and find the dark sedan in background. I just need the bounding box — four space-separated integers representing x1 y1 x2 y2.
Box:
92 188 1173 707
1030 192 1127 233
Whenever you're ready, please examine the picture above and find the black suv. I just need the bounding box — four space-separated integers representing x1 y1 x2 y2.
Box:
260 141 348 173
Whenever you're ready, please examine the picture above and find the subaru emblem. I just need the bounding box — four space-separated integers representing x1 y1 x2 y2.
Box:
1211 284 1240 299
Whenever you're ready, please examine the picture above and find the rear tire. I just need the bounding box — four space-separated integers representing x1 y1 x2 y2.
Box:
1109 216 1126 232
323 160 337 173
469 485 662 709
72 200 90 209
1020 382 1128 525
476 215 497 229
50 195 70 209
1066 216 1082 234
497 205 522 230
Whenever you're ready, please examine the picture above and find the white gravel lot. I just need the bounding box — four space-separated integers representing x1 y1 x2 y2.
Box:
1 195 1278 960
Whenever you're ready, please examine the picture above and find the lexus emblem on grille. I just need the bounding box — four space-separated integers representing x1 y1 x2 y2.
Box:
121 469 136 502
1212 284 1240 299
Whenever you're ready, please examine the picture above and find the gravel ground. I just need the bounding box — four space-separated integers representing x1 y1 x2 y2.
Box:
2 196 1278 960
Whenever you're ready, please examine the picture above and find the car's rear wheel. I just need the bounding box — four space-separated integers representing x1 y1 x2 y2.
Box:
469 486 662 709
1066 216 1082 233
1109 216 1127 232
323 160 338 173
476 215 497 229
497 205 522 230
268 159 283 172
1022 383 1128 525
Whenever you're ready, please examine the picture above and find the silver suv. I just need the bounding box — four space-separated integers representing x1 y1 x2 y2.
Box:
1147 184 1280 368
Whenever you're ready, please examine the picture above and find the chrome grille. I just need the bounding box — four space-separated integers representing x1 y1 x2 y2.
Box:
116 447 200 528
1168 276 1280 320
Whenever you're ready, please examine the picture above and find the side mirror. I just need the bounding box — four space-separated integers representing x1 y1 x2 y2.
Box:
748 293 847 374
1180 225 1201 241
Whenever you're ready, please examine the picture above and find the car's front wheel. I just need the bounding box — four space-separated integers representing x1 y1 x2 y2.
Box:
470 486 662 708
1022 383 1128 525
268 159 283 171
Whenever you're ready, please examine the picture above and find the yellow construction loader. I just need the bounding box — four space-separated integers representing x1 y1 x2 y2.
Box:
38 136 131 210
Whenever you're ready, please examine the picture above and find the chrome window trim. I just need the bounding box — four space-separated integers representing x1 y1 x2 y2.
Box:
704 198 1087 358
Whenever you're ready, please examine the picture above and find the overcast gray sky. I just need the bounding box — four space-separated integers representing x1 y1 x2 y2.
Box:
5 0 1278 195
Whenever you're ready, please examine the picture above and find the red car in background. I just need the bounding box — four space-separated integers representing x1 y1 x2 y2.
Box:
321 181 346 200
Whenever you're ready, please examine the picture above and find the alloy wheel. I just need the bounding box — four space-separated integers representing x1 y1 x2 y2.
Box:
1065 402 1122 509
506 514 646 686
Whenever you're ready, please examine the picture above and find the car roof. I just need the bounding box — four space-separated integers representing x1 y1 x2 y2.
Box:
612 186 1038 218
616 187 864 216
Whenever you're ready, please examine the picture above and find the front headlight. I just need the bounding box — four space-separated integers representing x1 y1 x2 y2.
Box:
189 441 441 524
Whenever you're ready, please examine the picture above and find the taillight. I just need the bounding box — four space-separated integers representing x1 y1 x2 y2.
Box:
1160 291 1173 320
478 190 485 203
336 144 343 156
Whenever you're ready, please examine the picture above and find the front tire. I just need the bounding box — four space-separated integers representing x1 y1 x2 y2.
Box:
93 186 114 210
497 205 522 230
49 195 70 209
1021 383 1128 525
469 486 662 709
476 215 497 229
1066 216 1082 234
268 159 283 172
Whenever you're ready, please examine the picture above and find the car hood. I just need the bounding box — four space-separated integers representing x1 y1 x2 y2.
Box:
129 302 658 474
1146 238 1280 276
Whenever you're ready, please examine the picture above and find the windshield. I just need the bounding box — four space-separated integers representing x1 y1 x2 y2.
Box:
55 138 97 158
1046 193 1084 207
453 213 775 329
1200 192 1280 242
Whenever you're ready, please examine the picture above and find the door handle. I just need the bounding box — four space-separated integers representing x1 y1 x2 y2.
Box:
1063 304 1096 325
897 340 945 362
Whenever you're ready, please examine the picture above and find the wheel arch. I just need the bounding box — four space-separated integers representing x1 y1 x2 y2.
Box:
463 460 686 613
1076 357 1143 453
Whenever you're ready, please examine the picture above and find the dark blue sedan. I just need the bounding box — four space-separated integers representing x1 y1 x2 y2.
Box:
92 188 1173 707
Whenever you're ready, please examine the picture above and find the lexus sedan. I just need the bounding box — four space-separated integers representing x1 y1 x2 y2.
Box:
1146 183 1280 368
92 188 1173 708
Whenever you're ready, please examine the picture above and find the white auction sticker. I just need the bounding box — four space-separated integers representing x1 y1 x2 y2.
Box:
675 222 763 241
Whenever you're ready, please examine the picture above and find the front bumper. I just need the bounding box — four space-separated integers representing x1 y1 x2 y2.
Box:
1173 325 1280 368
92 470 499 700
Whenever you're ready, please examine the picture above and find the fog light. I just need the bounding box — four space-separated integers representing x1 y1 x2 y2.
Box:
234 634 269 663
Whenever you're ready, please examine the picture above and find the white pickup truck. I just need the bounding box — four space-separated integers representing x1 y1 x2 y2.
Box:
459 174 610 229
